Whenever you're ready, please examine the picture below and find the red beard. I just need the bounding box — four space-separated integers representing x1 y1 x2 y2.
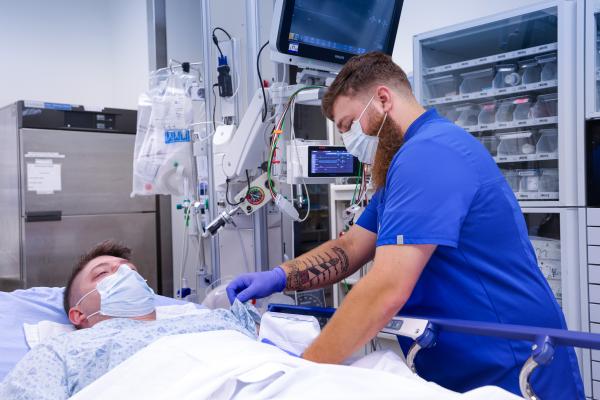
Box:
369 115 404 190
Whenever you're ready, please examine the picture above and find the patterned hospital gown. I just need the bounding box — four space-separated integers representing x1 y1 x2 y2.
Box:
0 301 259 400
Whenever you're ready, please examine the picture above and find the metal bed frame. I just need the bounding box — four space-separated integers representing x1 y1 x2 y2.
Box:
268 304 600 400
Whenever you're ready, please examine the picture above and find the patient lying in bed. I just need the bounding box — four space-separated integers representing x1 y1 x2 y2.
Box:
0 240 259 400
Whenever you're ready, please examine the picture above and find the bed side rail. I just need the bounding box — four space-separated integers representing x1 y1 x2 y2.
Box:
267 303 600 400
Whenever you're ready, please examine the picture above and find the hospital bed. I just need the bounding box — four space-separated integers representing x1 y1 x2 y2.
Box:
268 304 600 400
0 288 593 399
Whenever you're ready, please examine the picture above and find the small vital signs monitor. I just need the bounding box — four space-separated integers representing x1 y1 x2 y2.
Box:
286 142 359 183
308 146 358 177
270 0 403 72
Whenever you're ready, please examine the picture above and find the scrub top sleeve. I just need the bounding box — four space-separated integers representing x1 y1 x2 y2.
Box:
355 190 382 234
377 140 479 248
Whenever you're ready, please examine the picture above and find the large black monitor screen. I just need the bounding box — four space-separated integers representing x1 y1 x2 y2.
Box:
277 0 402 65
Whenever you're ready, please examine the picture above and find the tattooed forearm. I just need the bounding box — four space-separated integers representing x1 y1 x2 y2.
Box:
284 246 351 291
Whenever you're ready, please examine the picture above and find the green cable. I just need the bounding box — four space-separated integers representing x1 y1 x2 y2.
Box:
267 134 281 196
343 279 350 294
266 85 326 198
351 162 363 204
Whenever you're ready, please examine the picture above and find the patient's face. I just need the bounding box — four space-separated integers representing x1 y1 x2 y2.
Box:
70 256 139 328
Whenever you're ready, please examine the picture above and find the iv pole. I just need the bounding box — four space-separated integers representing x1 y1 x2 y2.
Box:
246 0 270 272
200 0 221 282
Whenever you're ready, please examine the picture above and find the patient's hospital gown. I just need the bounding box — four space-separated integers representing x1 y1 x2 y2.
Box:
0 301 258 400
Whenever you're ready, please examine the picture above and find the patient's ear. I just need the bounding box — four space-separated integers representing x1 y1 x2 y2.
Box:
68 307 86 328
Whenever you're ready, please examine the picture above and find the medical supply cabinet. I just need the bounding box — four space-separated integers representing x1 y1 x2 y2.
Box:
584 1 600 397
414 1 594 397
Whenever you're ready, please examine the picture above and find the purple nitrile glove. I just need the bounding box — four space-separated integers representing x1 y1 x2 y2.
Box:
226 266 287 305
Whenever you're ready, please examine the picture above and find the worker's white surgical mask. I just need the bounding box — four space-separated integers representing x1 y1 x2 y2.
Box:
75 264 155 320
342 95 388 165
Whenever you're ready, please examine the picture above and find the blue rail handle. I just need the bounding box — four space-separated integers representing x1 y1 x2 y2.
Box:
267 303 600 350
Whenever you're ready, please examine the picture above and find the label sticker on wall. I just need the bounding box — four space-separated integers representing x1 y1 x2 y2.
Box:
24 152 65 159
27 160 62 194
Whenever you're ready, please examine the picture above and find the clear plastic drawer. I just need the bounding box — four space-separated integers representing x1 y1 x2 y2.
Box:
539 168 559 192
536 128 558 154
425 74 458 99
479 135 500 156
497 131 536 156
512 96 534 121
501 169 520 192
455 103 480 126
535 52 557 81
493 64 520 88
478 101 497 125
459 67 494 94
495 98 515 123
519 59 541 85
518 169 541 192
437 106 460 122
531 93 558 118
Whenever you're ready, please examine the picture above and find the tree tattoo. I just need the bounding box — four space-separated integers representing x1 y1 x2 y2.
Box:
286 246 350 290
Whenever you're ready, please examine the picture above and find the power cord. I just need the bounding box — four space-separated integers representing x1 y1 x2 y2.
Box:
225 169 252 206
212 27 234 97
211 27 232 58
257 41 269 122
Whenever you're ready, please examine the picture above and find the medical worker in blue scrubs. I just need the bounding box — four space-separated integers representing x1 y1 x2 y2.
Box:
227 52 584 398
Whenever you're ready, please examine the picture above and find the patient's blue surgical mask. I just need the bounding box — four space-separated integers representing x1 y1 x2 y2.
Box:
75 264 155 320
342 95 388 165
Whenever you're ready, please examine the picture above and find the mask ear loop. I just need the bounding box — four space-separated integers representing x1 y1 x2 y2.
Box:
73 288 101 322
355 95 376 123
86 310 101 320
376 113 388 138
74 288 97 308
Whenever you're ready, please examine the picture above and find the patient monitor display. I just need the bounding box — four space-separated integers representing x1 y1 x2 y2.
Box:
270 0 403 72
308 147 357 177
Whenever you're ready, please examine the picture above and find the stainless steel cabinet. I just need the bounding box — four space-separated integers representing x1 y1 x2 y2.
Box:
23 213 157 289
19 128 155 215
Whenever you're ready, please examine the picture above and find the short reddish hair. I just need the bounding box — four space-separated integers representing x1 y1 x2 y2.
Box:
321 51 412 121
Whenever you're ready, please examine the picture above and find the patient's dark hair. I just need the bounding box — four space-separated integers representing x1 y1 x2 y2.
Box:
63 240 132 315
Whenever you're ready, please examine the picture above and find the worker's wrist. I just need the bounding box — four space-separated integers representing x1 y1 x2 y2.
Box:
272 266 287 292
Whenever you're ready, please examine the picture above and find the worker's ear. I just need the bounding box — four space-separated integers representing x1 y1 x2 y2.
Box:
375 85 393 114
68 307 86 328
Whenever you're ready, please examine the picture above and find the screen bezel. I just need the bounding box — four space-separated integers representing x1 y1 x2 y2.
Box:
276 0 403 66
307 146 360 177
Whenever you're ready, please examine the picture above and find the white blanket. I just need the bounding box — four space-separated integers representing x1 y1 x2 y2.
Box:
72 330 522 400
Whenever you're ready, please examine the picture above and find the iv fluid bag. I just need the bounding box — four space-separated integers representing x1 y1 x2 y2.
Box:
132 73 195 196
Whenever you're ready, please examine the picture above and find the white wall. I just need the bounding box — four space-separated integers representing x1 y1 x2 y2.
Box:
105 0 150 109
392 0 552 73
0 0 148 109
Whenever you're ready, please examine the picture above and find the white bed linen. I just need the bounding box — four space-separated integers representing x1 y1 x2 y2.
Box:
72 330 522 400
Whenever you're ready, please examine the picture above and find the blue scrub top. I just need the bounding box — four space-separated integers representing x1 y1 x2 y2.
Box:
356 109 584 398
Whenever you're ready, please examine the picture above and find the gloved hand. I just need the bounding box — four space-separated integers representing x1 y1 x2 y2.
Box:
226 267 287 305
